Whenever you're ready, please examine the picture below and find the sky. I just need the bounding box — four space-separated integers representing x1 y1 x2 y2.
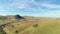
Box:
0 0 60 17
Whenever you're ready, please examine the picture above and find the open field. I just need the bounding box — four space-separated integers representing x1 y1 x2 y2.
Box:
0 15 60 34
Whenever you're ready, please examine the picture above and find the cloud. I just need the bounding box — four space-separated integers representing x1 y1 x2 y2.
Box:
9 0 30 9
8 0 46 13
41 3 60 8
0 0 49 11
0 0 60 17
9 0 42 9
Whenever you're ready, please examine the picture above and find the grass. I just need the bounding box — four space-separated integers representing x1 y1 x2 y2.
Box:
19 18 60 34
0 16 60 34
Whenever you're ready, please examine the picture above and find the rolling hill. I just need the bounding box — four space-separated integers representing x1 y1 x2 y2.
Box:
0 15 60 34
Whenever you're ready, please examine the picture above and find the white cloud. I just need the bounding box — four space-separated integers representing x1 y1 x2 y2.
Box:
1 0 60 17
9 0 29 9
9 0 41 9
41 3 60 8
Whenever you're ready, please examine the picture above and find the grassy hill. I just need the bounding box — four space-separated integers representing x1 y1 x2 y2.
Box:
0 15 60 34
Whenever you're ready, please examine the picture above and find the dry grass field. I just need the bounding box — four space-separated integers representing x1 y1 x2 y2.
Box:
0 15 60 34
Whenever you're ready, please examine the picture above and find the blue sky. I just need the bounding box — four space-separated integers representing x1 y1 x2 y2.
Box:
0 0 60 17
